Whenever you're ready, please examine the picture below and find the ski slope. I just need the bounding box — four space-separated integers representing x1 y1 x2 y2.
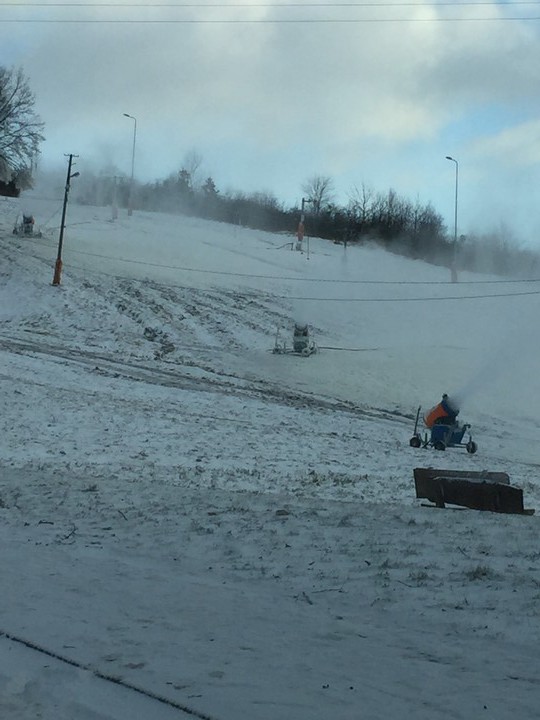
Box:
0 191 539 720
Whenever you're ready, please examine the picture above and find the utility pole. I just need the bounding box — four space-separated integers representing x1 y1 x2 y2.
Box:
296 197 312 252
123 113 137 216
111 175 119 221
52 153 79 286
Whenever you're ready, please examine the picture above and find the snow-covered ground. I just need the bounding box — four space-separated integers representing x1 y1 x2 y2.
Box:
1 191 539 719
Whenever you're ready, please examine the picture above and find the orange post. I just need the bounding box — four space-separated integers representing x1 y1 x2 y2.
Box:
52 258 63 286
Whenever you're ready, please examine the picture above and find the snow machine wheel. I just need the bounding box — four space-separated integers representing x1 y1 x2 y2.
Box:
434 440 446 451
466 440 478 454
409 436 421 448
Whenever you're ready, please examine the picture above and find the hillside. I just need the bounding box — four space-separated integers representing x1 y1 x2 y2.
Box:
0 191 539 719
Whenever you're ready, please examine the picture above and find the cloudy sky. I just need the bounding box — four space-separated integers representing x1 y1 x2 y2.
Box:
3 1 540 245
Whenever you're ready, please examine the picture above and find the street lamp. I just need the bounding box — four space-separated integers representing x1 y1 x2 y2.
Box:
123 113 137 216
296 197 313 255
445 155 458 283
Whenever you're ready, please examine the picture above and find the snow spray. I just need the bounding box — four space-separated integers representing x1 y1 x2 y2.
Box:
451 312 538 414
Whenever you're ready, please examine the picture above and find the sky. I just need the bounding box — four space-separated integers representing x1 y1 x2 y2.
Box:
3 1 540 245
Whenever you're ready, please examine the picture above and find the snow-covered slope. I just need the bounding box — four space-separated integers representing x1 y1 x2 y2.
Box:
0 191 539 720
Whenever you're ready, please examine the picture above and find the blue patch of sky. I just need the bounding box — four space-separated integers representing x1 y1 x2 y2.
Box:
441 105 530 145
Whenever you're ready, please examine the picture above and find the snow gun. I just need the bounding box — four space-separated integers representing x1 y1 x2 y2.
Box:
410 393 477 453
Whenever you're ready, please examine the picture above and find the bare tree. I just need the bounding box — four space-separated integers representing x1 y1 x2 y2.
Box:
0 67 44 185
348 183 374 227
182 149 203 190
301 174 334 214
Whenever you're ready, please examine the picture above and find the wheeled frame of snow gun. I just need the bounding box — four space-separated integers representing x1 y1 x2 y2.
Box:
273 323 317 357
13 213 42 238
409 405 477 453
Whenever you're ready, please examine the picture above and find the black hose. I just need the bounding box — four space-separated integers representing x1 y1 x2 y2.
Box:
0 629 219 720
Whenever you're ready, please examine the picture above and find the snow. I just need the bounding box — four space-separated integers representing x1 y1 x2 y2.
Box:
0 191 539 719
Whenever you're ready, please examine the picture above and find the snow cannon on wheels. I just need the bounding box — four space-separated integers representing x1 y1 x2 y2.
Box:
273 323 317 356
13 213 41 238
409 394 477 453
292 323 317 356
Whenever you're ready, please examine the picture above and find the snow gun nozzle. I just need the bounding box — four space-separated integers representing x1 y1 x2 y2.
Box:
424 394 460 429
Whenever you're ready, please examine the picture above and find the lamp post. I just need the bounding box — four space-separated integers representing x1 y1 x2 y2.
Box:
111 175 119 221
52 153 79 286
445 155 459 283
296 197 312 254
123 113 137 216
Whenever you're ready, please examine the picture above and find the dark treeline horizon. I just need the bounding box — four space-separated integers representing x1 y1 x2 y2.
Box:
36 163 540 280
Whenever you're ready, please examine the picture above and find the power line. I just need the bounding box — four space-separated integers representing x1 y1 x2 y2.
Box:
12 239 540 300
284 289 540 300
22 237 540 285
58 256 540 300
5 1 540 6
4 0 540 22
2 16 540 22
50 260 540 302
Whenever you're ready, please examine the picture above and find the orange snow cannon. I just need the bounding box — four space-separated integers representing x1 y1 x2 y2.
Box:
424 394 459 429
410 394 477 453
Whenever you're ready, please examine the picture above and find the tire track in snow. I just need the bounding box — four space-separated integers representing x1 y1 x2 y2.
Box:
0 332 410 424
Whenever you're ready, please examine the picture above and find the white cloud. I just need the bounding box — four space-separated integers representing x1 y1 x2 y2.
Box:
3 1 540 241
471 119 540 168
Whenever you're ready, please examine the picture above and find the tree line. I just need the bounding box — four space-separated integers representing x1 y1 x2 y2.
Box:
75 164 458 268
2 64 538 278
69 159 540 277
72 162 540 278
